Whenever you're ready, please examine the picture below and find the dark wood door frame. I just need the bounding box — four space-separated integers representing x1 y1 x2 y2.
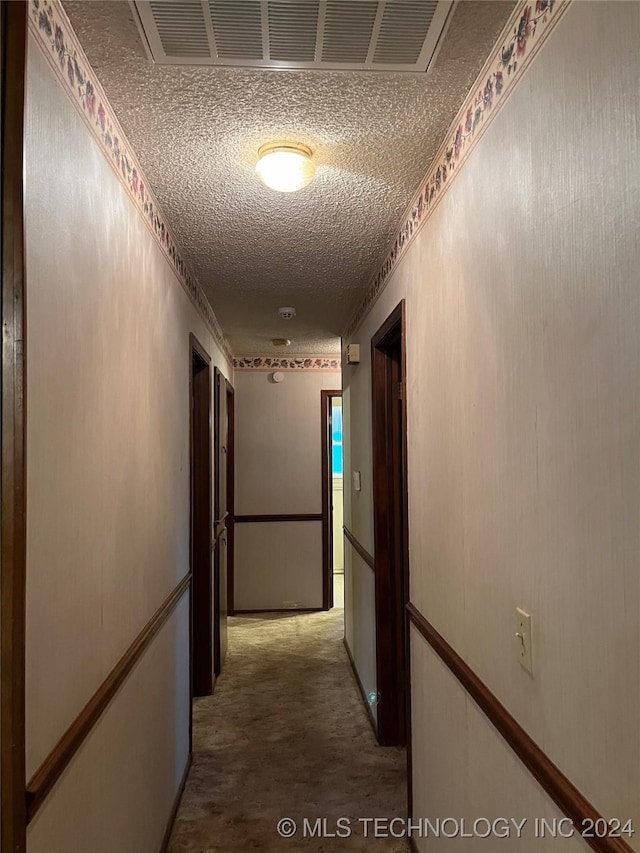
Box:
1 4 28 851
190 335 213 697
371 300 410 750
225 379 236 616
321 389 342 611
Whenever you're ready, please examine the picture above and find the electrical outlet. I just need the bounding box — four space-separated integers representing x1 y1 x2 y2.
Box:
516 608 533 674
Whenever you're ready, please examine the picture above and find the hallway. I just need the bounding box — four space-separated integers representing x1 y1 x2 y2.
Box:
169 609 407 852
3 1 639 850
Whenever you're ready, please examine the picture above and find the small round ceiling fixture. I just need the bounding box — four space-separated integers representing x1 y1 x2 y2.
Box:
256 143 315 193
278 306 296 320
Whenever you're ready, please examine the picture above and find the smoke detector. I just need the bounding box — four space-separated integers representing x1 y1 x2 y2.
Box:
278 307 296 320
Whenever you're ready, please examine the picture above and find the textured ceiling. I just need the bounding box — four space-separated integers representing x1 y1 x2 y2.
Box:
63 0 514 356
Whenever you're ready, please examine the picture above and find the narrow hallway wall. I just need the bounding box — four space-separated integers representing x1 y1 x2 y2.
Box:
24 13 231 851
343 1 640 846
234 368 340 611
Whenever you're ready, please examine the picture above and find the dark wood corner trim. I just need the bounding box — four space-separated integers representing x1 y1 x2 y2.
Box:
343 525 375 571
159 752 192 853
26 573 192 823
1 4 28 851
235 513 322 523
343 638 377 737
406 602 634 853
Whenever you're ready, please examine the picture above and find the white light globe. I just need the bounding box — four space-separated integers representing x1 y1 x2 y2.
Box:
256 143 315 193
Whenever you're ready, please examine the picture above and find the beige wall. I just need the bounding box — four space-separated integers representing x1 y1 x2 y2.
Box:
25 38 230 851
332 476 344 572
234 370 340 610
344 1 639 844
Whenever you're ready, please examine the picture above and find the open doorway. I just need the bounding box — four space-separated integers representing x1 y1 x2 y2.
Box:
331 398 344 608
190 335 213 697
371 301 410 747
321 390 343 610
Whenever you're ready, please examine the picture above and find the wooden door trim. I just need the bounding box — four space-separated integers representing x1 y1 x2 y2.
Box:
1 4 28 850
225 379 235 615
212 366 229 675
190 335 213 698
321 389 342 611
371 300 411 754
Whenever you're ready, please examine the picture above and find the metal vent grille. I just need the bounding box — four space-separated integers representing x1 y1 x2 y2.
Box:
322 2 377 64
374 1 440 64
209 1 263 60
268 1 319 62
148 1 209 57
134 0 454 72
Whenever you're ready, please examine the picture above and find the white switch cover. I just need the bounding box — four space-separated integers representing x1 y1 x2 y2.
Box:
353 471 361 492
516 608 533 674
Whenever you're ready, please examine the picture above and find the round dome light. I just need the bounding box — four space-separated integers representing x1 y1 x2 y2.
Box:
255 142 315 193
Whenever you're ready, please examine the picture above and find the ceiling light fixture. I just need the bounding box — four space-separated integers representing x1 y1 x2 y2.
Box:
277 307 296 320
256 143 315 193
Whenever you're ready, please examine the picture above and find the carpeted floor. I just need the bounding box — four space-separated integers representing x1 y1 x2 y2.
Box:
168 608 407 851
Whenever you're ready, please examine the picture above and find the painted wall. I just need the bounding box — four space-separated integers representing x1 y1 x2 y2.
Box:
332 477 344 573
344 1 639 846
25 36 230 852
234 370 340 610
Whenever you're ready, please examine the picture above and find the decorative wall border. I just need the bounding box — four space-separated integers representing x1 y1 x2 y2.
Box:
233 355 341 371
28 0 234 366
345 0 571 340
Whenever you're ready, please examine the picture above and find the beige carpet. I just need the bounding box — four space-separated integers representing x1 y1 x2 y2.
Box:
169 609 407 851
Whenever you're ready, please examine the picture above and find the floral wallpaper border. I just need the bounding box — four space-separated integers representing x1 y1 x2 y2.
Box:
28 0 234 365
233 356 341 371
345 0 571 340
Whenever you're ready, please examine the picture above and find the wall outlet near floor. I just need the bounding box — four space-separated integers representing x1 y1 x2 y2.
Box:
516 608 533 675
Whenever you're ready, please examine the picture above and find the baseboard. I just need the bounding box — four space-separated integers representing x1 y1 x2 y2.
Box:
159 752 192 853
342 638 377 737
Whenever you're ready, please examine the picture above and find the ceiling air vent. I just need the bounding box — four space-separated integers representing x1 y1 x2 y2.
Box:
133 0 454 72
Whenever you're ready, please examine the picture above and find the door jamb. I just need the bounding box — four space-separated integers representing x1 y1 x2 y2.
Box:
371 300 410 750
189 334 213 698
1 4 28 850
225 379 235 616
212 367 231 675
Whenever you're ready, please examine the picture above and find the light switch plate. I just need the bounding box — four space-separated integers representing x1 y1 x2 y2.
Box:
352 471 361 491
516 608 533 674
